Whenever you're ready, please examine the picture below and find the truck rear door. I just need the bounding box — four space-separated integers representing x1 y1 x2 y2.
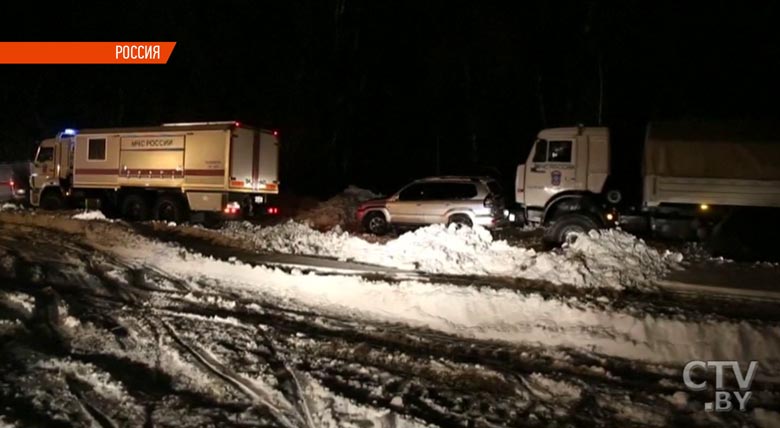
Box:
229 128 254 189
229 127 279 193
256 131 279 192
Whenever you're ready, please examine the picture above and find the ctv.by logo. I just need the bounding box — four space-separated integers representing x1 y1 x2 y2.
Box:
683 360 758 412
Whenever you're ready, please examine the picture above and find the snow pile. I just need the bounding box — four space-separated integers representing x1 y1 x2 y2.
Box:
357 225 681 289
0 203 19 211
221 221 355 257
360 224 527 275
564 229 684 288
295 185 382 230
72 210 107 221
219 221 680 289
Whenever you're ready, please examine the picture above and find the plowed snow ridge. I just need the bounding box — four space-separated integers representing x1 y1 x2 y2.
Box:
219 221 683 289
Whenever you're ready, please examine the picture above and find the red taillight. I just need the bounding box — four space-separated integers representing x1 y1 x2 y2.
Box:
234 121 241 127
223 202 241 215
9 180 14 188
267 206 279 215
273 130 279 137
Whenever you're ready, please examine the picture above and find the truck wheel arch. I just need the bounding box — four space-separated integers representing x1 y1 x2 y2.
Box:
39 187 65 210
542 192 602 225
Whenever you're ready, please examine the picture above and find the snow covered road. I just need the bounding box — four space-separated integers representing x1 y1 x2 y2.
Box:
1 211 780 427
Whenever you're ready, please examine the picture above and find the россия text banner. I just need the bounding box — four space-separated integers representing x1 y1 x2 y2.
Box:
0 42 176 64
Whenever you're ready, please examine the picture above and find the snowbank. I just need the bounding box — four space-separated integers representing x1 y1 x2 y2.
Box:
0 203 19 211
294 185 381 230
104 233 780 371
72 210 108 221
218 221 681 289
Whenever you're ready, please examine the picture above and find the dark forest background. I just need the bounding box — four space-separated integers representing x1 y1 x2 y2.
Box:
0 1 778 196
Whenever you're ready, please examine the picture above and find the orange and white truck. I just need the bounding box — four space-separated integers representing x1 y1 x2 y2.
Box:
29 121 279 222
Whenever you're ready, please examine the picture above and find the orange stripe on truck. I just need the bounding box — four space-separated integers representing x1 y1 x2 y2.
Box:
76 168 119 175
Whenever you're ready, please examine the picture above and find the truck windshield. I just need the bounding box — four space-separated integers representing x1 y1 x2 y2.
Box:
36 147 54 163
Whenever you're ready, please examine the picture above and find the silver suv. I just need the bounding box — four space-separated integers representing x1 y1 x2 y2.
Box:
356 176 507 235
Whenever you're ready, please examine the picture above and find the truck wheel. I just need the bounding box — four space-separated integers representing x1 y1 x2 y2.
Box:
154 195 188 223
39 191 64 210
363 211 388 235
447 214 473 228
120 194 150 221
543 213 600 245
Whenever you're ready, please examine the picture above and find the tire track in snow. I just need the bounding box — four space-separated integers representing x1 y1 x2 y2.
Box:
157 317 305 428
65 376 120 428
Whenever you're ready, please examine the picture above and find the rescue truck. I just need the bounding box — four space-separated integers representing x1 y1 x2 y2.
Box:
29 121 279 222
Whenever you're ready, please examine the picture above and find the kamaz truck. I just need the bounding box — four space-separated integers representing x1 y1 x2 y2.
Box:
515 122 780 244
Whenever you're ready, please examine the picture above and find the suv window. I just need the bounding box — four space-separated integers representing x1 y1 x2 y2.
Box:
398 182 478 201
36 147 54 163
433 182 477 200
398 183 427 201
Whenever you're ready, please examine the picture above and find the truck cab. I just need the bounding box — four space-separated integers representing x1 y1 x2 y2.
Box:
515 126 614 243
30 132 74 208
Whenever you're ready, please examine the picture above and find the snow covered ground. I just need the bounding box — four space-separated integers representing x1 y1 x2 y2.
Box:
1 210 780 427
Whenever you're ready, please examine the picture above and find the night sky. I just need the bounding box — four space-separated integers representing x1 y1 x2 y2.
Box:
0 1 778 196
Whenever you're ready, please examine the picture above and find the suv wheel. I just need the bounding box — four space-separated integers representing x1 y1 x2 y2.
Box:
363 211 389 235
447 214 473 228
